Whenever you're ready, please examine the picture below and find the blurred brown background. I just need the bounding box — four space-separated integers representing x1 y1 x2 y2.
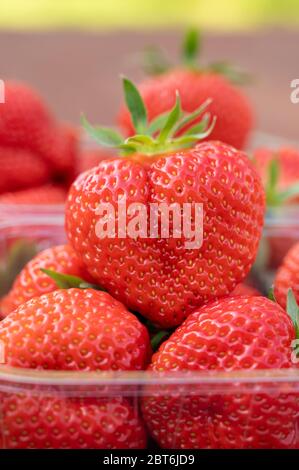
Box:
1 29 298 140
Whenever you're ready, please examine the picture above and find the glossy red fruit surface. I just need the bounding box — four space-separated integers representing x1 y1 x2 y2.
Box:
66 141 265 328
0 288 151 371
0 393 147 449
142 296 299 448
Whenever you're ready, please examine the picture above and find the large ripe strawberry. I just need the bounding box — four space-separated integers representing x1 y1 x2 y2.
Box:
0 244 90 317
0 184 66 204
141 296 299 449
0 288 151 370
118 31 253 149
0 393 146 449
0 147 50 194
274 241 299 309
66 78 265 328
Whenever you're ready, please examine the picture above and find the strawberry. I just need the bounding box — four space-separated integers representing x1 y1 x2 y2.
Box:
230 282 261 297
0 81 77 176
39 122 79 177
0 244 90 317
274 241 299 309
0 184 66 204
254 147 299 204
66 78 265 328
141 296 299 448
0 393 146 449
118 31 253 150
0 288 151 370
0 147 50 194
0 81 54 150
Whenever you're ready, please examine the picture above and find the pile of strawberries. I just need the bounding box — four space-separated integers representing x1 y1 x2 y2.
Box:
0 83 111 204
1 31 299 450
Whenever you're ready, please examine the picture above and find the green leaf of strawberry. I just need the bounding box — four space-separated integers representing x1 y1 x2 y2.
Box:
81 115 123 147
122 76 148 134
140 29 250 85
265 158 299 206
182 29 200 68
82 77 215 157
41 268 103 291
158 92 181 142
286 288 299 339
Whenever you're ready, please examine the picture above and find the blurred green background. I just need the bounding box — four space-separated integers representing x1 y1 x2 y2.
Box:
0 0 299 30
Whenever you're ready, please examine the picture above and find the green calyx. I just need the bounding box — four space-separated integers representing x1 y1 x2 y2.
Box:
143 29 250 85
41 269 104 291
269 287 299 345
286 289 299 340
265 158 299 207
82 77 215 157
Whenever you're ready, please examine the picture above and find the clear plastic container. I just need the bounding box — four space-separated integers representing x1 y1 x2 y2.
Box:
0 204 65 298
0 367 299 448
1 133 299 449
252 205 299 294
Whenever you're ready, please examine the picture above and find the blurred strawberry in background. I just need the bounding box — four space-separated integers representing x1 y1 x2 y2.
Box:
118 30 253 150
0 81 115 203
0 81 81 201
254 146 299 205
253 146 299 269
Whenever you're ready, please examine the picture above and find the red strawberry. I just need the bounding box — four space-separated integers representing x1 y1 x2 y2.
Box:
118 72 252 150
118 32 253 149
0 81 54 150
0 288 151 370
274 241 299 309
39 122 79 177
0 244 90 317
230 282 261 297
67 79 264 328
0 393 146 449
0 147 50 194
141 296 299 448
0 184 66 204
0 81 77 176
66 143 264 329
